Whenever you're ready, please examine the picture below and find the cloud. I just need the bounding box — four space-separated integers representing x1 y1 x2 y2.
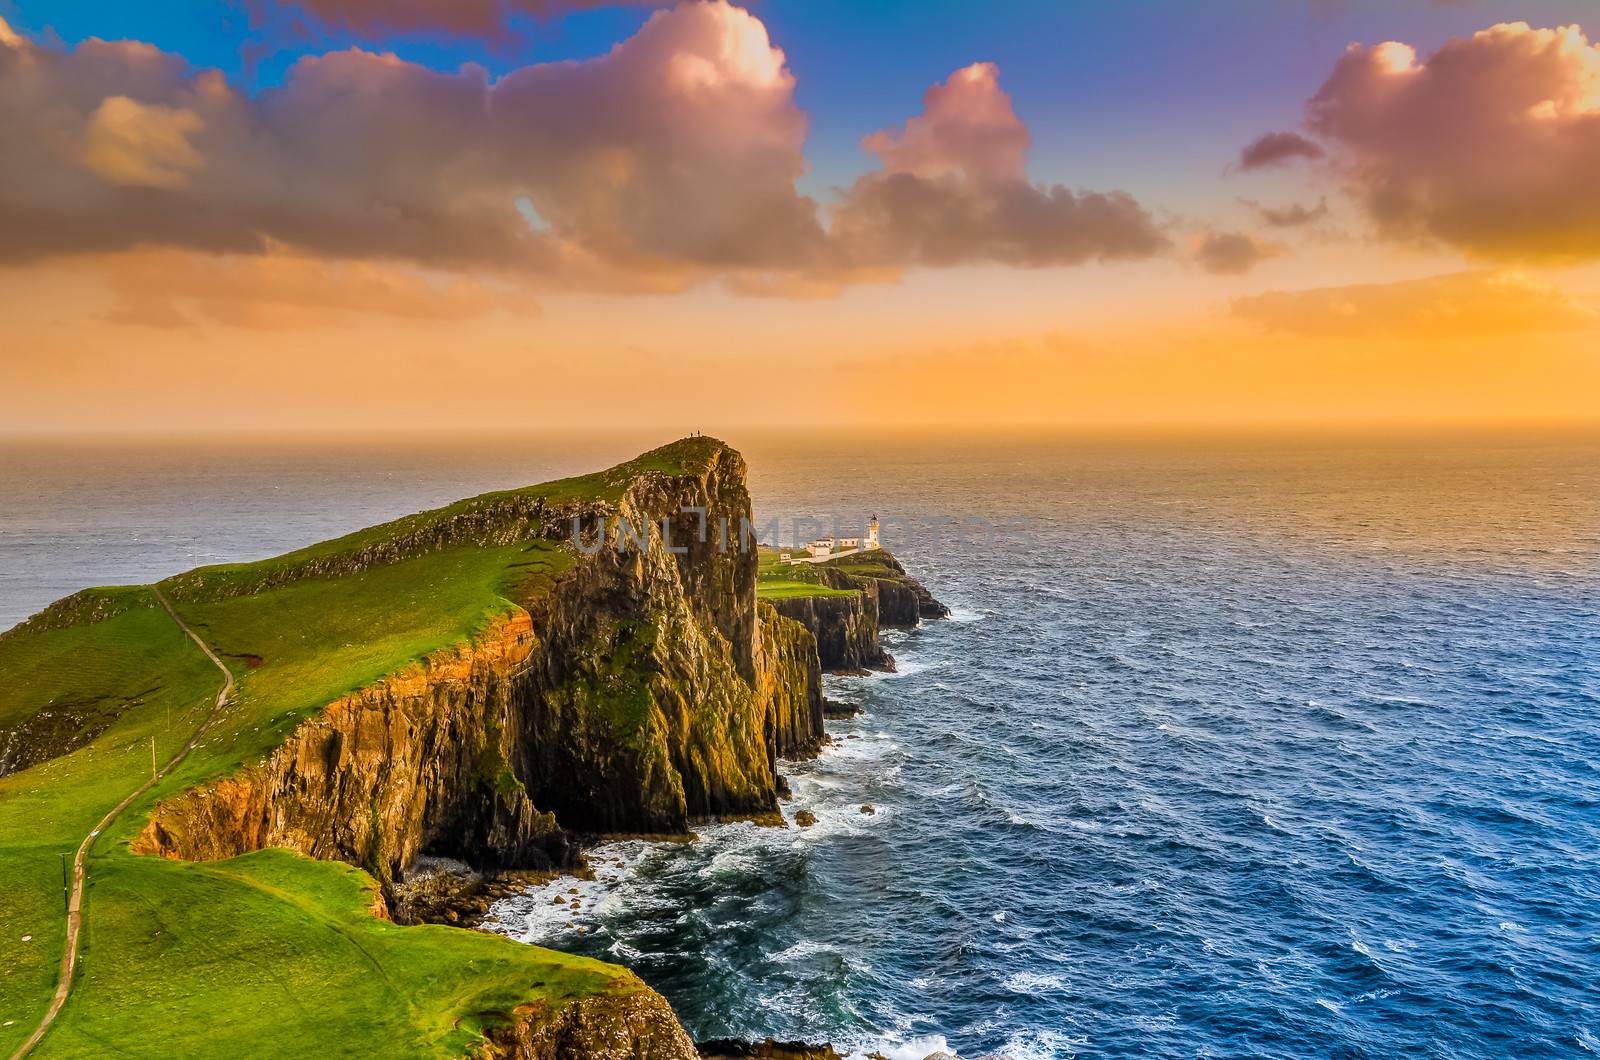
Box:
1232 270 1597 337
831 63 1168 268
0 2 824 285
1302 22 1600 260
1237 131 1325 170
278 0 661 38
1242 198 1330 228
860 62 1030 184
1194 231 1282 274
81 96 206 189
0 10 1170 298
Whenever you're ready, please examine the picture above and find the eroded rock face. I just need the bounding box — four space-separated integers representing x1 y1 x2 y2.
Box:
765 593 891 674
763 550 948 674
483 989 699 1060
756 603 825 762
822 552 950 628
132 611 569 881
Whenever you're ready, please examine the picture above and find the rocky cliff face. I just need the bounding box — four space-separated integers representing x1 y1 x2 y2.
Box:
481 987 698 1060
764 549 948 673
821 552 950 628
765 593 891 675
755 602 825 761
856 563 949 627
135 442 821 877
132 611 571 881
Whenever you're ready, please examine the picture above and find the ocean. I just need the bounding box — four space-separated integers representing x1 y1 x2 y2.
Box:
3 429 1597 1058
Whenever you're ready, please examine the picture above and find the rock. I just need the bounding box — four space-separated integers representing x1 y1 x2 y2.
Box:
793 810 818 828
486 985 699 1059
822 699 862 719
766 551 948 673
859 804 875 815
766 593 892 675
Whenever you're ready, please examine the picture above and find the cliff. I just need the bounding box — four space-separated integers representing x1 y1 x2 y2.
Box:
758 548 947 673
1 437 941 1058
811 550 950 627
482 988 698 1059
135 439 821 875
755 602 826 761
764 592 891 674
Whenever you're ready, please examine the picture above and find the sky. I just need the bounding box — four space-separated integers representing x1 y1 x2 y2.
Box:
2 0 1599 433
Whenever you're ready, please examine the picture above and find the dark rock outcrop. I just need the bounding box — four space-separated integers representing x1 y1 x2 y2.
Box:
763 549 947 672
818 551 949 628
483 988 699 1059
766 592 891 674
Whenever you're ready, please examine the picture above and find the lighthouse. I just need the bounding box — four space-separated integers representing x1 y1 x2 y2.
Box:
865 515 880 550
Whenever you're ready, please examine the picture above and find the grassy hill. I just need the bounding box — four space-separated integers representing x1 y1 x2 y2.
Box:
0 440 720 1058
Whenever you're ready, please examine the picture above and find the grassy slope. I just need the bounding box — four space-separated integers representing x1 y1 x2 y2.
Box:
0 590 220 1049
755 549 857 601
0 439 715 1057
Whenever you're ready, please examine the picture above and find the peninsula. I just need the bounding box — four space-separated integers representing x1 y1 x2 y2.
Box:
0 438 944 1058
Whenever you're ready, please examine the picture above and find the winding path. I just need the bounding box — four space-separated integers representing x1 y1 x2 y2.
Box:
9 586 234 1060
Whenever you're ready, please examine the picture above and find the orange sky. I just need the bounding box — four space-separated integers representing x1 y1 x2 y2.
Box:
3 9 1599 433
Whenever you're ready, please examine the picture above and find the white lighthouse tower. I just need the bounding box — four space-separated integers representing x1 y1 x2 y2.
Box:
865 515 880 550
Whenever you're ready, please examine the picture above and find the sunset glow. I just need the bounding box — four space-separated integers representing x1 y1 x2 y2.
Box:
3 2 1599 432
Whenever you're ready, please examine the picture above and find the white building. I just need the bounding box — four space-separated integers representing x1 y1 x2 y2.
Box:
805 539 834 558
838 537 861 550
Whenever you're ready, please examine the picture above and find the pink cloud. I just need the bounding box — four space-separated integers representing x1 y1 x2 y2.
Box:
0 11 1169 293
834 63 1167 268
1304 22 1600 259
1237 131 1325 170
861 62 1029 184
0 3 824 284
1193 231 1282 275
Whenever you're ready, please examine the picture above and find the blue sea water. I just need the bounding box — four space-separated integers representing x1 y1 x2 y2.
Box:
2 430 1598 1058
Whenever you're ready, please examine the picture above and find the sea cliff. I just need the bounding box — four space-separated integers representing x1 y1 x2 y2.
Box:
134 440 821 875
0 437 943 1058
761 549 947 673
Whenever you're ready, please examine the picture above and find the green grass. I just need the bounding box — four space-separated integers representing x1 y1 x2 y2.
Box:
0 437 727 1057
140 541 572 811
819 551 903 580
0 589 221 1045
34 850 637 1059
755 549 856 601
